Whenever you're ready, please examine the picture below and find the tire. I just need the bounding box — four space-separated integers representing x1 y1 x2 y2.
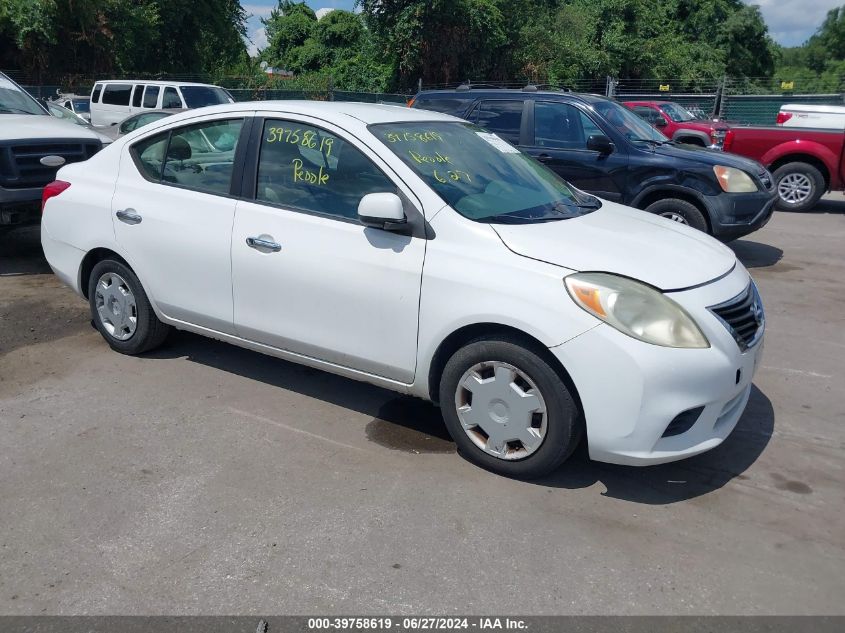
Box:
439 336 582 479
644 198 709 232
87 259 170 355
773 162 824 212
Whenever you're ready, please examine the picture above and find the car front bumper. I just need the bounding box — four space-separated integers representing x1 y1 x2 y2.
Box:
550 264 764 466
706 188 778 241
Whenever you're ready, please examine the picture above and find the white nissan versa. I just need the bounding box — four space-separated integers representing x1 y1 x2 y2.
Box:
41 102 765 477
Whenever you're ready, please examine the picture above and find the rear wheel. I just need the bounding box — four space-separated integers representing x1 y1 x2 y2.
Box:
88 259 170 355
773 162 824 212
644 198 709 232
439 337 582 478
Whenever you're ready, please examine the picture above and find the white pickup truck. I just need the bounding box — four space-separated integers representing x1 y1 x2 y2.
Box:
1 73 103 231
776 103 845 130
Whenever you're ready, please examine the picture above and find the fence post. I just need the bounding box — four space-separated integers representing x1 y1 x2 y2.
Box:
418 78 423 94
328 75 334 101
717 76 728 120
605 76 616 98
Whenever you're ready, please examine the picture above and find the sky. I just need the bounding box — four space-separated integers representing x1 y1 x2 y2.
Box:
240 0 842 57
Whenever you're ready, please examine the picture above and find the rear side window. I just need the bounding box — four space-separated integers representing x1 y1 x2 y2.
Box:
143 86 160 108
132 85 144 108
162 87 183 109
102 84 132 106
162 119 243 194
468 100 523 144
132 132 169 181
413 97 471 117
91 84 103 103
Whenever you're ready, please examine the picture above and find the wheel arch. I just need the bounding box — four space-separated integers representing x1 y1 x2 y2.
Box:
768 153 831 191
78 247 132 299
671 130 709 146
633 187 713 233
426 322 584 415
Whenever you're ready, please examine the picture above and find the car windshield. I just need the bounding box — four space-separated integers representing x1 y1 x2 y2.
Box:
48 103 88 126
179 86 231 108
370 121 600 223
592 99 667 143
0 75 45 115
72 99 90 113
661 103 696 122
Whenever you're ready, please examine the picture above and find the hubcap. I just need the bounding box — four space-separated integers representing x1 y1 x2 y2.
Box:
454 361 547 460
777 173 812 204
659 211 688 224
94 272 137 341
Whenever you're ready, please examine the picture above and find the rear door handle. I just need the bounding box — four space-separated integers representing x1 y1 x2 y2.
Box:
536 153 552 163
116 209 142 225
246 236 281 252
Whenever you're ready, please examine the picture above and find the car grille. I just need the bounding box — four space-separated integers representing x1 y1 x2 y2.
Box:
708 283 764 351
0 141 101 189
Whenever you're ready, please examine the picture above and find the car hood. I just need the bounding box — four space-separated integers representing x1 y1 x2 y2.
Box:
0 114 103 142
491 200 737 291
650 141 764 172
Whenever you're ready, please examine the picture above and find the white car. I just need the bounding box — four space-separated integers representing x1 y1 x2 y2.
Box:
41 102 765 477
777 103 845 129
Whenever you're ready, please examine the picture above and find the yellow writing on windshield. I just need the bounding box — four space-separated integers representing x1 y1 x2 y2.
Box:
409 150 451 165
385 130 444 144
433 169 472 184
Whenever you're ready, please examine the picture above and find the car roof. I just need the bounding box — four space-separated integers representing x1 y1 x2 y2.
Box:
94 80 223 88
414 88 610 106
623 100 671 106
158 100 461 125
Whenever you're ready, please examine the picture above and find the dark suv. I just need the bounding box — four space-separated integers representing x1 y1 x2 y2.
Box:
411 88 777 241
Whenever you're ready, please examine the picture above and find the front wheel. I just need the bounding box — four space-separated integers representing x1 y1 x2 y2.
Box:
644 198 709 232
773 162 824 212
439 337 582 478
88 259 171 355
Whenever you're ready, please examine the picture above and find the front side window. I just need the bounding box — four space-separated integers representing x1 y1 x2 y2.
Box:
72 99 90 113
371 121 599 224
256 119 396 220
660 103 696 122
0 75 47 115
469 100 523 144
534 102 604 149
632 106 660 125
102 84 132 106
162 87 183 109
143 86 160 108
179 86 231 108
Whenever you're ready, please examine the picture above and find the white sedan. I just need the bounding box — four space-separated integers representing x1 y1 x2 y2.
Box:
41 101 765 477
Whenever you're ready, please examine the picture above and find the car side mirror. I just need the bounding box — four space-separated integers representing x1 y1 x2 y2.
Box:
358 192 407 230
654 118 668 127
586 134 614 154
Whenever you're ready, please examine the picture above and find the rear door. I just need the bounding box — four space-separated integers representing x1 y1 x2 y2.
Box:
111 115 248 333
523 100 628 202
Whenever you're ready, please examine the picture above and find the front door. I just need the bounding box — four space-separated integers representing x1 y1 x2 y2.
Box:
524 101 628 202
111 116 246 333
231 117 426 383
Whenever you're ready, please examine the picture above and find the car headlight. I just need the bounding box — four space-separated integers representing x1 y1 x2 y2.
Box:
564 272 710 348
713 165 758 192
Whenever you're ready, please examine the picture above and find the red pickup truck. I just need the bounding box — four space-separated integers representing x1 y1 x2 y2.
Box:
624 101 730 148
722 126 844 211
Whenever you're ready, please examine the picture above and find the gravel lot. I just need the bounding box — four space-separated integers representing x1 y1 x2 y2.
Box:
1 199 843 615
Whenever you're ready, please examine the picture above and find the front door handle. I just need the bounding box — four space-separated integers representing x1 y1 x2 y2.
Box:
536 153 552 163
116 209 142 225
246 236 281 252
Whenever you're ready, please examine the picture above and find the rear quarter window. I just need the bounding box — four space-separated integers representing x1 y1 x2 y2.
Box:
91 84 103 103
412 97 472 117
